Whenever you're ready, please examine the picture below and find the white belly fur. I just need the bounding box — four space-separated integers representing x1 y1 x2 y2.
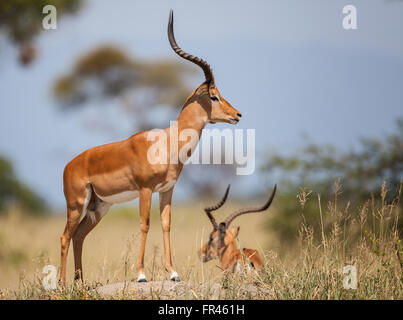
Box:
95 190 140 204
93 180 176 204
155 179 176 193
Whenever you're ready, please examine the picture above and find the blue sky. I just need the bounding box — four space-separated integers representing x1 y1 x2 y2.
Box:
0 0 402 208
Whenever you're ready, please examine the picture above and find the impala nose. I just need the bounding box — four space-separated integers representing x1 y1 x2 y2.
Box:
237 113 242 118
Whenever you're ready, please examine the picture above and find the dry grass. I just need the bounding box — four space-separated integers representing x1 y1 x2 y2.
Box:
0 184 402 300
0 199 273 299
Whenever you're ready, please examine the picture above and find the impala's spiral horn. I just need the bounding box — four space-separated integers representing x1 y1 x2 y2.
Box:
168 10 215 88
204 185 230 230
224 185 277 227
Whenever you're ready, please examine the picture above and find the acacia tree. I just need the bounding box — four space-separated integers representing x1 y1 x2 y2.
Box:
53 46 194 130
0 0 82 65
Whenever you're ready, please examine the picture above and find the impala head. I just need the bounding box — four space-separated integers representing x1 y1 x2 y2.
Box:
168 10 242 125
198 184 277 263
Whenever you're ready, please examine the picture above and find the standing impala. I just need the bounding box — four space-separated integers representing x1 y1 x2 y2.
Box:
199 185 276 272
60 10 242 284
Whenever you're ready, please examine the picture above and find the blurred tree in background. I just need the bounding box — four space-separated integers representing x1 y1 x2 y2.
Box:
0 156 46 215
0 1 81 214
263 118 403 243
0 0 82 65
53 46 194 131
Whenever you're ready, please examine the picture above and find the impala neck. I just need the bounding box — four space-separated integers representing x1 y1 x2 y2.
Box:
163 85 210 165
220 241 239 270
172 95 209 163
176 100 208 135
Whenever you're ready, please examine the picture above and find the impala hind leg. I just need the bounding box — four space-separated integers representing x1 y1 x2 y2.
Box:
159 188 179 281
136 188 152 282
72 198 111 281
60 203 83 285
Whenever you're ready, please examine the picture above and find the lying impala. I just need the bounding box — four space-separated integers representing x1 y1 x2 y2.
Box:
60 11 242 284
199 185 277 272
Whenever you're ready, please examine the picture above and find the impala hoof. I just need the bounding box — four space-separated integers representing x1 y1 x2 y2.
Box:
170 271 180 282
137 273 147 283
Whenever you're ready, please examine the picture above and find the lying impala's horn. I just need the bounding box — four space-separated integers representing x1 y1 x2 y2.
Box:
204 185 230 230
168 9 215 88
224 184 277 227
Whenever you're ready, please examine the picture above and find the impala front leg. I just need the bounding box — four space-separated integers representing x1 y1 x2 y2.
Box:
137 188 152 282
159 188 180 281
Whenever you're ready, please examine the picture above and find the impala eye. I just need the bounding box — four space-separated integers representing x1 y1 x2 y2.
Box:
211 96 219 102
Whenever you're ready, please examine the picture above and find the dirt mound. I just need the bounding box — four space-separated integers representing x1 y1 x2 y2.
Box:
97 280 224 299
97 280 270 299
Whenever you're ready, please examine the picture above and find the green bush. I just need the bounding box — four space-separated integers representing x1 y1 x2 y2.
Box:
0 156 46 215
